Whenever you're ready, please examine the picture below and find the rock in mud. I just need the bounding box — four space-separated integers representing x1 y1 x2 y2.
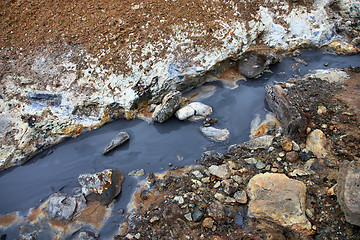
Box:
265 85 306 138
208 164 230 179
237 50 280 78
306 69 350 84
152 91 182 123
199 126 230 142
78 169 124 205
103 132 130 155
201 151 224 167
337 160 360 226
47 193 77 221
306 129 327 158
247 173 312 234
175 102 213 121
234 135 274 150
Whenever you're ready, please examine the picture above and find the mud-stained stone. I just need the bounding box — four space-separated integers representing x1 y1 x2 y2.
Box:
152 91 182 123
47 193 77 221
103 132 130 154
306 129 327 158
0 212 18 228
247 173 312 234
78 169 124 205
337 160 360 226
199 126 230 142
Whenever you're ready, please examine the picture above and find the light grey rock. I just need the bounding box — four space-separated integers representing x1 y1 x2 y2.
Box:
244 157 257 165
255 161 266 170
152 91 182 123
239 135 274 150
199 126 230 142
175 102 212 121
128 169 145 176
234 190 248 204
337 160 360 226
78 169 124 205
47 193 76 221
209 164 230 179
103 132 130 154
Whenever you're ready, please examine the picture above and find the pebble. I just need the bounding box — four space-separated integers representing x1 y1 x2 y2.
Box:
279 152 285 157
192 209 204 222
244 157 257 165
317 106 327 115
192 170 204 178
174 196 184 204
128 169 145 176
281 139 293 151
150 216 160 223
184 213 192 221
255 161 266 170
285 151 299 163
292 141 300 151
209 164 230 179
213 182 221 188
202 217 214 228
215 193 226 201
234 190 247 204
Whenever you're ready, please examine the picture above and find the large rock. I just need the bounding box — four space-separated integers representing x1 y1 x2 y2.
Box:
152 91 182 123
47 193 77 221
199 126 230 142
247 173 312 234
337 160 360 226
306 129 327 158
237 50 280 78
78 169 124 205
175 102 213 121
103 132 130 154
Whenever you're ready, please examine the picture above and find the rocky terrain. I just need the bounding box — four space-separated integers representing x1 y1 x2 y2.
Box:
1 0 360 170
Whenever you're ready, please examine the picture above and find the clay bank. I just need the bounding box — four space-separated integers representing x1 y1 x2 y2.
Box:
1 0 360 169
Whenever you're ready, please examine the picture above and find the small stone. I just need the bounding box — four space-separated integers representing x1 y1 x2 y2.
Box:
239 135 274 150
175 102 213 121
150 216 160 223
255 161 266 170
213 181 221 188
103 132 130 154
231 175 244 184
281 139 293 152
285 151 299 163
207 202 226 221
174 196 184 205
279 152 285 158
125 234 134 239
306 129 327 158
215 193 226 201
276 157 282 161
209 164 230 179
292 141 300 151
200 127 230 142
152 91 182 123
47 193 76 221
202 217 214 228
140 190 149 200
299 149 313 161
271 168 278 172
317 106 327 115
134 233 141 239
128 169 145 176
201 151 224 167
192 170 204 178
192 208 204 222
244 157 257 165
184 213 193 221
234 190 247 204
265 165 271 171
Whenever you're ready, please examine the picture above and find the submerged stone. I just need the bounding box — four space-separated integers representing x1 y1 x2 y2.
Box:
78 169 124 205
47 193 77 221
199 126 230 142
103 132 130 155
175 102 213 121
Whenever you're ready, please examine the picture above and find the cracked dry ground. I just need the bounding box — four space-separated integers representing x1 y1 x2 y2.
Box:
117 68 360 240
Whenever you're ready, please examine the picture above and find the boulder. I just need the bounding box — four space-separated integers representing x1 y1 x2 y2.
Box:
337 161 360 226
78 169 124 205
175 102 212 121
237 50 280 79
152 91 182 123
201 151 224 167
199 127 230 142
103 132 130 154
47 193 77 221
247 173 312 234
306 129 327 158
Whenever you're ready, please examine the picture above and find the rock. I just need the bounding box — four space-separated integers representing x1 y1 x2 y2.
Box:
202 217 214 228
265 85 306 138
306 68 350 84
103 132 130 154
47 193 77 221
209 164 230 179
184 213 192 221
192 170 204 178
152 91 182 123
292 141 300 151
128 169 145 176
237 50 280 78
255 161 266 170
199 127 230 142
222 179 238 195
150 216 160 223
317 106 327 115
247 173 312 233
207 202 226 221
285 151 299 163
78 169 124 205
281 138 293 151
214 193 226 201
191 208 204 222
299 149 313 161
306 129 327 158
201 151 224 167
238 135 274 150
337 161 360 226
234 191 247 204
175 102 212 121
244 157 257 165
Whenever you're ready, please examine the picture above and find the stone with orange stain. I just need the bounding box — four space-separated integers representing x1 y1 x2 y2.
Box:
60 124 84 136
247 173 312 234
327 41 360 55
306 129 327 158
281 138 293 152
0 212 18 228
